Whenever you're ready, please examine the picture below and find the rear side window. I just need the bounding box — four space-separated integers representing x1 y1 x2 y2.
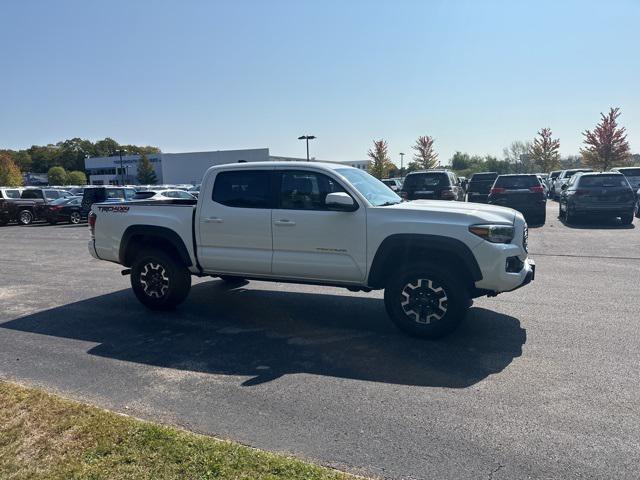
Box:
577 175 630 188
403 173 449 189
213 171 271 208
494 176 540 188
21 190 42 199
4 189 21 198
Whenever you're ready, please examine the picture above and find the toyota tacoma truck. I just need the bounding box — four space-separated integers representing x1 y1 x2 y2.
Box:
88 162 535 338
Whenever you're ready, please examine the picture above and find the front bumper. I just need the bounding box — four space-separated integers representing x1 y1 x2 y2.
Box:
504 258 535 292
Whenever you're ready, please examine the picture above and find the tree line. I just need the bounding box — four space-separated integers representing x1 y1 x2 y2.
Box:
367 107 637 179
0 137 161 174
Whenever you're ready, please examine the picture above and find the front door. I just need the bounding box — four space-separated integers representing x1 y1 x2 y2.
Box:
271 169 367 283
197 169 273 275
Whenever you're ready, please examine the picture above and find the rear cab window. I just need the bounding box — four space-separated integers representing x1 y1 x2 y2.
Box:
212 170 271 208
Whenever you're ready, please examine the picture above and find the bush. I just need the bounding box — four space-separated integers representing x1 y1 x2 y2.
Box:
67 170 87 185
47 166 68 185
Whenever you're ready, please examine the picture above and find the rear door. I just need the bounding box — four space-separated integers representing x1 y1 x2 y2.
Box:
271 168 367 282
197 168 274 275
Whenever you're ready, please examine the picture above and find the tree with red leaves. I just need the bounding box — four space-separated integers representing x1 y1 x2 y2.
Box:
410 135 439 170
529 128 560 172
367 139 394 179
581 107 630 171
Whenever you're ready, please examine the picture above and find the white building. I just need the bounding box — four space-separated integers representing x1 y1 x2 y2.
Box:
85 148 370 185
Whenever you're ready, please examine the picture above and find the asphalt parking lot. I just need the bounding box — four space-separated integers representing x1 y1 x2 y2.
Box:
1 202 639 480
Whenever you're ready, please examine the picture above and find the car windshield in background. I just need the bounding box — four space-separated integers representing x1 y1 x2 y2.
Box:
494 176 539 188
565 170 591 178
471 173 497 182
578 175 629 188
133 192 156 200
336 168 401 206
50 197 73 205
404 173 447 188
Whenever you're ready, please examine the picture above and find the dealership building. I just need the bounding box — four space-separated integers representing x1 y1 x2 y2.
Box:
84 148 370 185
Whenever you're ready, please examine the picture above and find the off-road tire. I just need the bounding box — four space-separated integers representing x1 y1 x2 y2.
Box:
384 263 470 339
131 248 191 310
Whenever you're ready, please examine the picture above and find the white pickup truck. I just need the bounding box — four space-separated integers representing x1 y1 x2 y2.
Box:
89 162 535 338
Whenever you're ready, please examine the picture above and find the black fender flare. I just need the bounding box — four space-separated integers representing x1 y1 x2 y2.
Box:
119 225 193 267
367 234 483 288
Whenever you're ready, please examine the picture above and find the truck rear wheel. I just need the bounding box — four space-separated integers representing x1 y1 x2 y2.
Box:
131 248 191 310
384 263 469 339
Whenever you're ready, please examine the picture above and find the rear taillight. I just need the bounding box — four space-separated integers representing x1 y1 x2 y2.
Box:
490 187 505 194
529 186 544 193
88 211 96 237
440 188 455 199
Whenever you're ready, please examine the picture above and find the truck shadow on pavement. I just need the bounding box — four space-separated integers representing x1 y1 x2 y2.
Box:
1 280 526 388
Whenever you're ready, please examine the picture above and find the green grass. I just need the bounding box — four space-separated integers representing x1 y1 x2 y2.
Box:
0 382 359 480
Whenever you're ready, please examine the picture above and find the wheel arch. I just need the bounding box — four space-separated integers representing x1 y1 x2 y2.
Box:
367 234 482 290
119 225 193 268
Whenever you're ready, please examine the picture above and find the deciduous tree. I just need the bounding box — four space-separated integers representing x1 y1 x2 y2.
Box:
367 139 393 179
503 141 534 173
136 153 157 184
47 166 68 185
581 107 630 171
0 153 23 186
409 135 438 170
529 128 560 172
67 171 87 185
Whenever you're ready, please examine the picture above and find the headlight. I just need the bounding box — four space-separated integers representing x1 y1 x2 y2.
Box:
469 224 514 243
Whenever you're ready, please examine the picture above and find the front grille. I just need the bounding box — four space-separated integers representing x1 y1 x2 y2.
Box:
523 225 529 253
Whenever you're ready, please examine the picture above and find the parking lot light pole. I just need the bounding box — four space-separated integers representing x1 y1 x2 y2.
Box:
399 152 405 178
297 135 316 161
115 149 126 185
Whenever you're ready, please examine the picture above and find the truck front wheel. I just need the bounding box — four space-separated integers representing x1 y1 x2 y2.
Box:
131 249 191 310
384 263 469 339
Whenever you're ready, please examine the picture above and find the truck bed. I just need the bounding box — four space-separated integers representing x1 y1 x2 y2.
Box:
91 199 198 268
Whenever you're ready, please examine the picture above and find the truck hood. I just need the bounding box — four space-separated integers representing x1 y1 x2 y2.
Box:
382 200 517 224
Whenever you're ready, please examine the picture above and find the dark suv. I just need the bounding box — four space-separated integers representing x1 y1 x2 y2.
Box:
559 172 636 224
400 170 464 201
81 186 137 217
488 174 547 224
467 172 498 203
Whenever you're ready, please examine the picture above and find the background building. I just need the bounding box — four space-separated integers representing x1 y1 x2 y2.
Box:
84 148 370 185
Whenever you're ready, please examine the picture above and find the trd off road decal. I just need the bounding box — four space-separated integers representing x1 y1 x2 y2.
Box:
97 205 130 213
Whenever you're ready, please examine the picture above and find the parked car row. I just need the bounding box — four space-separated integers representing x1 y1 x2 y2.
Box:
0 184 197 226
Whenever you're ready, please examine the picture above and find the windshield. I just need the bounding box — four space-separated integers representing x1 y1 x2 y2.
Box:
336 168 401 206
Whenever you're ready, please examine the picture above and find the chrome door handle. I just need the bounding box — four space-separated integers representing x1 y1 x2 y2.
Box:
274 219 296 226
204 217 223 223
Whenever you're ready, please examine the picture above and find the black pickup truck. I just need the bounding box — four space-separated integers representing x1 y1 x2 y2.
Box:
0 188 23 226
7 188 73 225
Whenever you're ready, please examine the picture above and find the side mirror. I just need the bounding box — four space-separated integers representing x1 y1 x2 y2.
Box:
325 192 358 211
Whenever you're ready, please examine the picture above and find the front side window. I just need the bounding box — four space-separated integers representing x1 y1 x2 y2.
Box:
212 170 271 208
278 170 346 210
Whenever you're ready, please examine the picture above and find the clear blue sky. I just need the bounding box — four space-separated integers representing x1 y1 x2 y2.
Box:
1 0 638 166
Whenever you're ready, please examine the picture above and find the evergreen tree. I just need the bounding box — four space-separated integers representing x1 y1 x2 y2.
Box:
136 153 157 184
